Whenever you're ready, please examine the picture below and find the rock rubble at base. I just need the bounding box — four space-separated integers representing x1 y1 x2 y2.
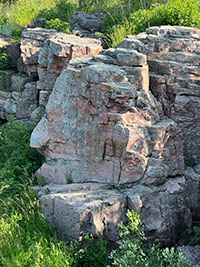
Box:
35 166 200 244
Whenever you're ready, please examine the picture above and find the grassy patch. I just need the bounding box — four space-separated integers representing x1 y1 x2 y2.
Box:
103 0 200 47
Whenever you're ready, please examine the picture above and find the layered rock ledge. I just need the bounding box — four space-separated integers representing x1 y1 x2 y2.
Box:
0 28 103 121
30 26 200 245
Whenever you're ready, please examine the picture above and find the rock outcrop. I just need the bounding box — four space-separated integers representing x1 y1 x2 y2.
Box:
1 25 200 245
0 28 103 121
31 48 183 185
120 25 200 166
30 26 200 245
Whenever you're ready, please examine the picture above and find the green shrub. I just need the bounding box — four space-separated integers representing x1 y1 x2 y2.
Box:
109 210 189 267
1 0 56 36
0 52 16 70
73 233 108 267
39 0 78 22
45 18 71 34
129 0 200 34
104 0 200 47
0 119 44 198
0 190 76 267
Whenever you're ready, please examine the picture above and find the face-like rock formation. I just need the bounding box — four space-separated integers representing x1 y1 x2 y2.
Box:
31 48 184 185
30 26 200 244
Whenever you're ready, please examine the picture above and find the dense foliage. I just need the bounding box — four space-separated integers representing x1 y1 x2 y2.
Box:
45 18 71 34
0 51 16 70
0 120 44 198
0 120 109 266
110 210 189 267
103 0 200 47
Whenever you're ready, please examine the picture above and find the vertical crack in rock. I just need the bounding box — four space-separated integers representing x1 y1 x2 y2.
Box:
31 26 200 245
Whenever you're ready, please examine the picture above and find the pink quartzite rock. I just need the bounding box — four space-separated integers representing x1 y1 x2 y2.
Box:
31 48 183 185
30 26 200 245
0 28 104 122
120 25 200 166
20 28 103 117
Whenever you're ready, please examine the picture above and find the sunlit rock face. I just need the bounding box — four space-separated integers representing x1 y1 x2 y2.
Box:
120 25 200 166
31 26 200 245
31 48 184 185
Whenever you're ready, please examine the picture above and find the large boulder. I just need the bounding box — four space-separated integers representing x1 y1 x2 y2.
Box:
31 48 184 185
35 166 200 245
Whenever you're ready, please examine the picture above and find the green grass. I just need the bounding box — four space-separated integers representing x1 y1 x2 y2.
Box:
0 119 109 266
103 0 200 47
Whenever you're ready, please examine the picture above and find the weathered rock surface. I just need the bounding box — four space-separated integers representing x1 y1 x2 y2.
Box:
0 28 103 121
40 187 127 241
36 166 199 244
177 245 200 267
30 26 200 245
120 25 200 166
31 48 184 185
69 12 102 33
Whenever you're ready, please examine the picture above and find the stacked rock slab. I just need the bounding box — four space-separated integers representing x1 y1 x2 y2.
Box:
31 48 184 185
0 28 103 121
120 25 200 166
21 28 103 119
31 44 200 244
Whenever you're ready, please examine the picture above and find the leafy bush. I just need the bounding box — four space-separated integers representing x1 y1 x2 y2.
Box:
0 119 44 198
0 51 16 70
109 210 189 267
45 18 71 34
74 233 108 267
1 0 56 36
129 0 200 34
104 0 200 47
39 0 78 22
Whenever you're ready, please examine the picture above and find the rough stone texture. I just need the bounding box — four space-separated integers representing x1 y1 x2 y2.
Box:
69 12 104 34
1 25 200 245
36 32 103 107
20 28 57 77
0 34 11 48
37 166 200 245
40 188 127 242
31 48 184 185
30 26 200 244
177 246 200 267
11 73 36 92
0 28 103 121
123 168 200 244
120 26 200 166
